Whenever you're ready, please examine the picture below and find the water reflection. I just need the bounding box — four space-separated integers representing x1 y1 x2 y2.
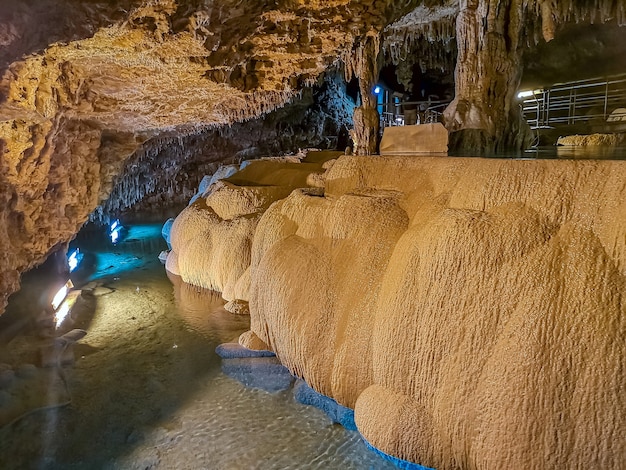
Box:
168 271 249 344
0 221 397 469
71 224 167 283
554 145 625 159
449 145 626 160
525 145 626 160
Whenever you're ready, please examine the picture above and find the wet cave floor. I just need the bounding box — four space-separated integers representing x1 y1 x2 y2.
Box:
0 222 395 470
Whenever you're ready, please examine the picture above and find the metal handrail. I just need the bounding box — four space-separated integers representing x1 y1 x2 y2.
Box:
378 100 450 127
519 73 626 129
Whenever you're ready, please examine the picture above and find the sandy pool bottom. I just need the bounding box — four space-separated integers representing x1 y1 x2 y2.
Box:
0 229 395 470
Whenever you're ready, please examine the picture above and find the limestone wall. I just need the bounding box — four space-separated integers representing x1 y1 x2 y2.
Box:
246 155 626 469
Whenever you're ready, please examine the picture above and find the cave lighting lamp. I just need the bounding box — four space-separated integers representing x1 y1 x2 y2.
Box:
55 300 72 328
517 89 542 99
51 280 74 311
374 85 381 94
54 289 80 329
68 249 81 272
110 219 123 244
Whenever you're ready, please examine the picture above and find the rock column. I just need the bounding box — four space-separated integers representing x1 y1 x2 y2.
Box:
346 33 381 155
443 0 531 153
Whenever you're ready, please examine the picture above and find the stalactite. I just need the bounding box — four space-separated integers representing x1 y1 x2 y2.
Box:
342 30 381 85
522 0 625 45
382 4 458 71
90 70 355 223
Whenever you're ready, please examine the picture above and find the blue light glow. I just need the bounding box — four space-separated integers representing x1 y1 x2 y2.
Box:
68 249 81 272
373 86 381 94
79 223 166 282
110 220 124 244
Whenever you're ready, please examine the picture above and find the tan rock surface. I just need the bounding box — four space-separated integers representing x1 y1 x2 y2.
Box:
379 123 449 154
557 133 626 146
1 0 623 312
245 155 626 469
167 153 336 301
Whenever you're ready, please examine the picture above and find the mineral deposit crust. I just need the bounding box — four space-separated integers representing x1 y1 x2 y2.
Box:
165 153 625 469
245 155 626 469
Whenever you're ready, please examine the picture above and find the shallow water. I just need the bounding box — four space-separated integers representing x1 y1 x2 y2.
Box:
0 222 395 470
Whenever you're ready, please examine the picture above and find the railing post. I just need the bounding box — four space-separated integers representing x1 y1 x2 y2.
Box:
604 80 609 121
545 89 550 127
535 95 540 128
569 88 576 125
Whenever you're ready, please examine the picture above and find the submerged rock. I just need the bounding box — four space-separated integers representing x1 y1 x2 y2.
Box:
224 299 250 315
15 364 37 380
557 133 625 146
294 380 357 431
0 391 11 408
221 357 293 393
0 369 15 390
215 342 275 359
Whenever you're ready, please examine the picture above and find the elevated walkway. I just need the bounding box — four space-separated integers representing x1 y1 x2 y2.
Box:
519 73 626 136
378 100 450 127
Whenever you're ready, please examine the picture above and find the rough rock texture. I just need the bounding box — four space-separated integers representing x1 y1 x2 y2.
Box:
345 33 381 155
0 0 624 313
521 22 626 89
0 0 419 313
443 0 531 152
557 133 625 147
439 0 623 152
245 155 625 469
383 3 457 73
92 70 355 223
166 152 339 301
0 0 141 74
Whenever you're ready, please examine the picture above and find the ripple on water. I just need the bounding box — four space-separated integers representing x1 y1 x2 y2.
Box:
0 222 397 470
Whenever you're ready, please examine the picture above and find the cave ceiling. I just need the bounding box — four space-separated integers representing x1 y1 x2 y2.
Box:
0 0 455 313
1 0 444 136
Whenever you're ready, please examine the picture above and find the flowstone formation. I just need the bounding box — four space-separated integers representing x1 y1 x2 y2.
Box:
93 70 355 222
245 156 626 469
165 151 341 302
0 0 623 312
166 150 625 468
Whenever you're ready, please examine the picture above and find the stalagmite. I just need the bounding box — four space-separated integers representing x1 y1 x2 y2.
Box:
2 0 624 308
442 0 531 152
0 0 613 465
441 0 623 152
1 0 421 309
